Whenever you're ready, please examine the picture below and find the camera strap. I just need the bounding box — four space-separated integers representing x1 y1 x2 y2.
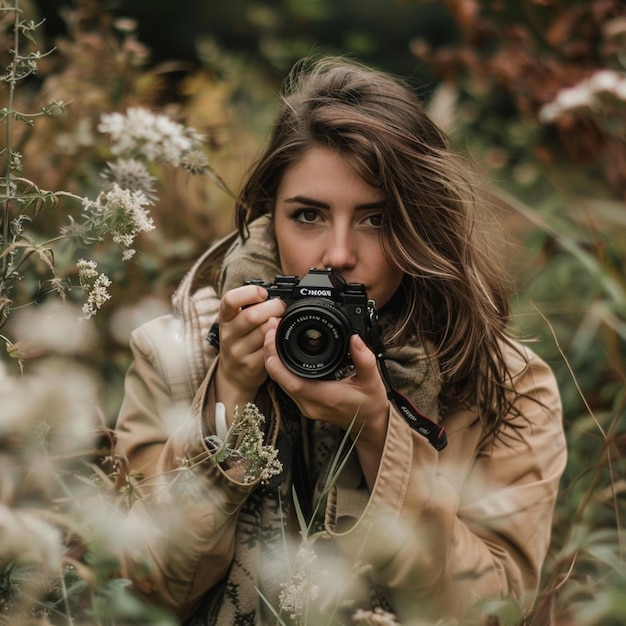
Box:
366 315 448 451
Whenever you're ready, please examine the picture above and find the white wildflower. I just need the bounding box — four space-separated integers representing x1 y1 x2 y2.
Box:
71 490 162 556
352 607 401 625
86 183 155 255
181 148 210 175
539 69 626 124
12 302 97 356
588 69 622 93
0 504 64 571
77 258 98 281
538 100 565 124
103 158 158 200
113 17 139 34
279 546 321 620
0 360 98 460
97 110 127 142
614 77 626 102
230 403 283 484
98 107 200 166
555 84 595 111
77 258 112 319
209 403 283 484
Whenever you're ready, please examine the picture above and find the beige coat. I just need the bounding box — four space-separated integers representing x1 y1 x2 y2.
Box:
115 252 567 624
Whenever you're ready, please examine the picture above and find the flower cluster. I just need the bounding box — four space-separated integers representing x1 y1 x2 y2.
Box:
77 258 112 319
208 403 283 484
278 545 321 620
539 69 626 123
68 107 212 280
102 158 158 201
352 607 401 625
98 107 207 170
83 183 155 260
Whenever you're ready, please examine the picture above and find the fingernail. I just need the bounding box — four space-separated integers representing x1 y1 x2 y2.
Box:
352 334 366 350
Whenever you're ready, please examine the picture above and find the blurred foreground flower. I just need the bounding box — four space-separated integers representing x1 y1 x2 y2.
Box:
0 505 64 572
0 359 98 460
352 607 401 625
278 545 322 620
9 301 98 358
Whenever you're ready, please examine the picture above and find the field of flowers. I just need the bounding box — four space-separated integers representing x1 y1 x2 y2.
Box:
1 0 624 624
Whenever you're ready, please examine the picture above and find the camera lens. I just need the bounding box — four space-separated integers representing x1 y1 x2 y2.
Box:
276 298 351 379
297 327 327 356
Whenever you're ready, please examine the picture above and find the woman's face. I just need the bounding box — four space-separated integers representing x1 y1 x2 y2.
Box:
273 146 404 309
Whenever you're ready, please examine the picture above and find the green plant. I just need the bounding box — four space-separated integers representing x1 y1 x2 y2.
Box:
412 1 626 623
0 5 213 331
0 1 233 622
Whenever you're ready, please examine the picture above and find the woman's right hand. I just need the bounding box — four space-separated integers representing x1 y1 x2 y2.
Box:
214 285 286 421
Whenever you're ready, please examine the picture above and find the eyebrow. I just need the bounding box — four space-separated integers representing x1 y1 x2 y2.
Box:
283 195 386 210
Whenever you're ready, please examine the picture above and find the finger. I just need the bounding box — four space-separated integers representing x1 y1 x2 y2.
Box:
219 285 268 323
264 323 302 390
259 316 280 340
350 334 378 379
225 301 285 354
243 297 286 328
263 323 279 363
227 328 267 361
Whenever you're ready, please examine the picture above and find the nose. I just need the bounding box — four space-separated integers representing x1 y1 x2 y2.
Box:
320 225 357 271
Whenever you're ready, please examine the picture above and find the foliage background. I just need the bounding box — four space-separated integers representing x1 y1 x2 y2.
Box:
2 0 625 623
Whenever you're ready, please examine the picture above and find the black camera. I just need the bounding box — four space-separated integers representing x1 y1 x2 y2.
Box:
246 268 376 380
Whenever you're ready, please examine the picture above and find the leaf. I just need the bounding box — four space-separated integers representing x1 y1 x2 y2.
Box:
256 587 289 625
557 235 626 310
575 588 626 625
11 111 35 126
301 415 363 537
35 246 55 272
41 99 67 116
292 483 309 539
6 338 46 360
321 415 363 495
478 597 525 626
88 578 178 623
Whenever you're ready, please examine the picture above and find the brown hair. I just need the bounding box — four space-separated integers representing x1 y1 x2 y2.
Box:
235 56 525 436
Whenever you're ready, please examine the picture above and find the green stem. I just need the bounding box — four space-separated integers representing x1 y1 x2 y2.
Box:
1 1 21 284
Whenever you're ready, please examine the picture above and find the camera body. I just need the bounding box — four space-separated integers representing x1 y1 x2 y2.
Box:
246 268 376 380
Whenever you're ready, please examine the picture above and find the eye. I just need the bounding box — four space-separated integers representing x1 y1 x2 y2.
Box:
364 213 383 227
292 209 321 224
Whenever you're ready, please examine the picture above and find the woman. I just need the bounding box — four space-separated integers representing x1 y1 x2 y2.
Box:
115 56 566 625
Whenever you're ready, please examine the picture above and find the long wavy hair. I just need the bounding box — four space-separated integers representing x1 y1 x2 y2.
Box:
234 56 525 437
